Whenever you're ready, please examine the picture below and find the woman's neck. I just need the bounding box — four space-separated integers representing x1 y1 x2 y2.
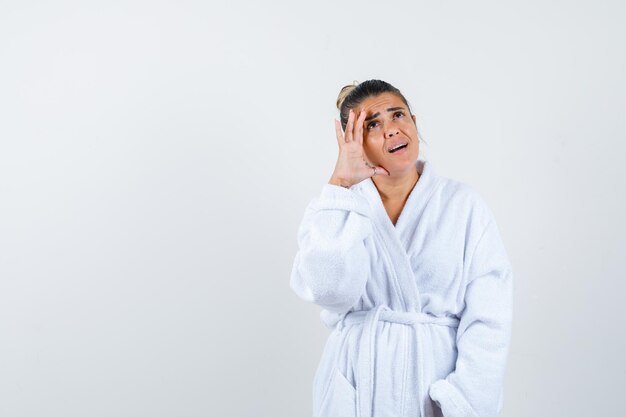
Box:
372 166 420 202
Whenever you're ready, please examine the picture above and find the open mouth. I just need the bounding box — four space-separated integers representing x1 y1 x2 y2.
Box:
388 143 408 153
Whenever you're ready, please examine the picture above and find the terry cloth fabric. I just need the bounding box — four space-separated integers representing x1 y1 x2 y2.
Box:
290 159 513 417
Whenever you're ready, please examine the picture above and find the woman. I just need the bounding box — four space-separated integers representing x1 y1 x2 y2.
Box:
290 80 513 417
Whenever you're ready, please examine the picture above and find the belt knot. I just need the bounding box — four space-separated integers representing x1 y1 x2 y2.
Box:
335 304 460 417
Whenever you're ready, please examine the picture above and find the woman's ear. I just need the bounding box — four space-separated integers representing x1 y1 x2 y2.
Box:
412 114 417 124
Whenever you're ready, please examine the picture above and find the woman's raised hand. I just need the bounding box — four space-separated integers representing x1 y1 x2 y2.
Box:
329 109 390 188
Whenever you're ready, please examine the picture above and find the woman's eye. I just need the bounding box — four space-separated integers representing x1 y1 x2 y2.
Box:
394 111 405 118
367 122 378 129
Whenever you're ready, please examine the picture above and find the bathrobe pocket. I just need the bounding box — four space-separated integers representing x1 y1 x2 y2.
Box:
317 366 357 417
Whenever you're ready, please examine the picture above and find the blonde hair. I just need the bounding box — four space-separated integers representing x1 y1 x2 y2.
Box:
336 80 360 110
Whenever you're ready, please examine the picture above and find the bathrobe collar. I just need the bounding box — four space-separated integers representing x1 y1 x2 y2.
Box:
356 159 441 312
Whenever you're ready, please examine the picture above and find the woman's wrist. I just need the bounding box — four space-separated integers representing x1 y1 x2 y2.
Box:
328 176 352 189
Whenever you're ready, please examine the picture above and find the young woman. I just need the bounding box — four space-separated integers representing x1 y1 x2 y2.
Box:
290 79 513 417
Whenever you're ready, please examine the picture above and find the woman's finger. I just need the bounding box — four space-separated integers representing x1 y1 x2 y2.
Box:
354 110 365 145
344 109 354 142
334 119 344 148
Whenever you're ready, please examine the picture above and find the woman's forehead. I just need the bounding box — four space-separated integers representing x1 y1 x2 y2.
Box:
358 93 406 113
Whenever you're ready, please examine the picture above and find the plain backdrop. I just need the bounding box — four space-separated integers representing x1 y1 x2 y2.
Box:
1 1 625 416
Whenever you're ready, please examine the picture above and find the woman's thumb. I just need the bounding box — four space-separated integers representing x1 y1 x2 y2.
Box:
375 166 390 176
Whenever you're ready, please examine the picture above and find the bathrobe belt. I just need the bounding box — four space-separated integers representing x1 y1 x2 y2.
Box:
337 304 460 417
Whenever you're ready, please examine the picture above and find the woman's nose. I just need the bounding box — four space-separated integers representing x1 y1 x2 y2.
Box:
385 127 400 138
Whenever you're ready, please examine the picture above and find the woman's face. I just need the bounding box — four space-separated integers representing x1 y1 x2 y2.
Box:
355 92 420 177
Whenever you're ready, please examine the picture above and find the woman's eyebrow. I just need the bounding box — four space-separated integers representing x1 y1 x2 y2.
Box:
364 107 406 122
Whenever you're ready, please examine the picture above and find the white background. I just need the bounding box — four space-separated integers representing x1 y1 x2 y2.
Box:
1 1 624 416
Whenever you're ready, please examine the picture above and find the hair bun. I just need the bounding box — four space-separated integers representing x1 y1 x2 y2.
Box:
336 80 359 110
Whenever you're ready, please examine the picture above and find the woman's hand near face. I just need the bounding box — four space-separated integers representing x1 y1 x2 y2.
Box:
328 109 390 188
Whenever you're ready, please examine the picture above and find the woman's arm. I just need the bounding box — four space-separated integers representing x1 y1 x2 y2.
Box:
289 183 373 313
429 217 514 417
290 110 385 313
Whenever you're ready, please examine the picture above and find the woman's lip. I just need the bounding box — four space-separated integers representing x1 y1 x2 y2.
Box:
391 146 408 155
388 143 408 154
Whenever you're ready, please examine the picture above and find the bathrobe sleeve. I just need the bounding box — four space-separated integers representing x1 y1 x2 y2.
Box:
429 216 514 417
289 183 373 313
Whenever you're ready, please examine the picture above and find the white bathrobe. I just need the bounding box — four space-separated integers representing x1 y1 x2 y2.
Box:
290 159 513 417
